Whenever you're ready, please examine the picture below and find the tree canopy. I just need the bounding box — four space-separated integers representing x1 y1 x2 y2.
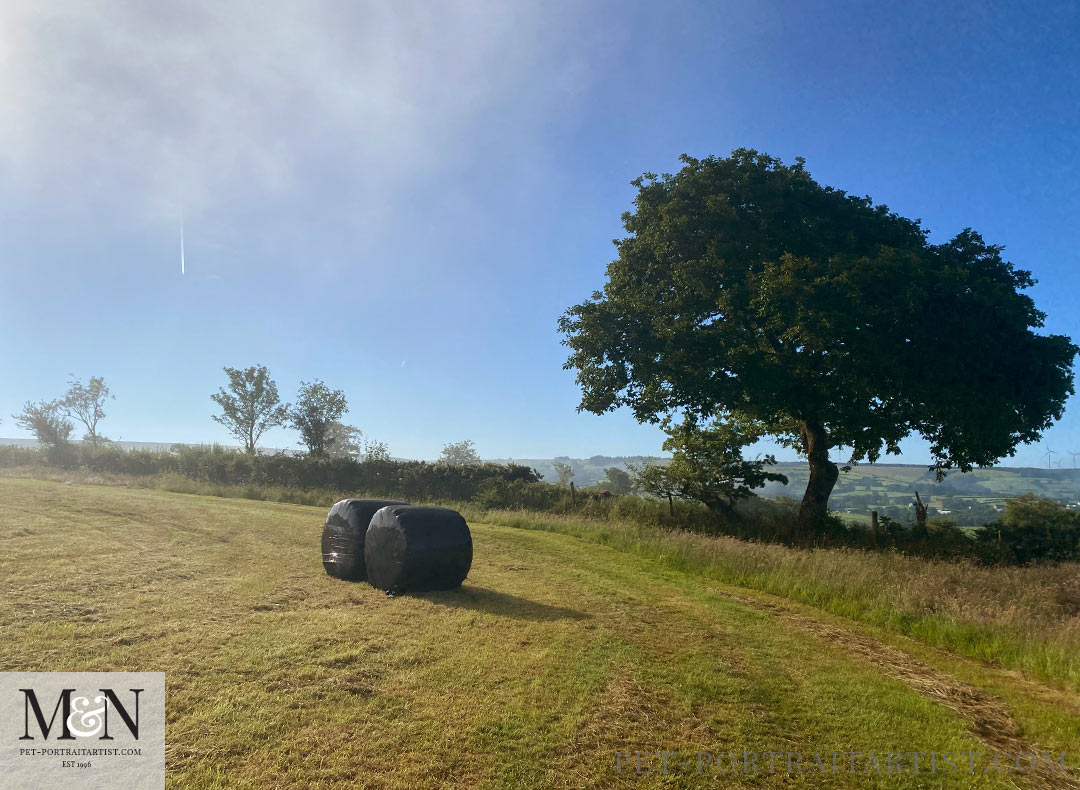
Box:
325 421 365 460
290 379 348 457
211 365 289 454
552 460 575 486
62 375 113 447
559 149 1077 530
634 420 788 513
600 466 633 495
439 439 481 466
13 400 73 450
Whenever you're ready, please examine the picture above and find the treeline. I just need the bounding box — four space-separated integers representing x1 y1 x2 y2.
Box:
0 443 554 506
2 442 1079 566
8 366 400 463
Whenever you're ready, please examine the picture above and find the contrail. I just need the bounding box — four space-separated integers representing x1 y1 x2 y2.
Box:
180 223 186 275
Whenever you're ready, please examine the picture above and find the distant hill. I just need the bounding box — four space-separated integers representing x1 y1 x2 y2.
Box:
496 457 1080 524
507 456 1077 500
760 461 1080 503
488 455 664 487
759 462 1080 525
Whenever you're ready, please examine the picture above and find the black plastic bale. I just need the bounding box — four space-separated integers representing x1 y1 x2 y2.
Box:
321 499 409 580
364 505 473 592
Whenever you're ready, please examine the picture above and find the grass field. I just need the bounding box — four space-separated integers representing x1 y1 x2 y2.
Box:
2 478 1079 789
472 510 1080 692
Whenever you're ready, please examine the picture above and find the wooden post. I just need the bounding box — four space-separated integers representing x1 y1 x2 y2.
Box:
570 481 576 507
668 493 674 517
871 510 879 540
914 490 928 534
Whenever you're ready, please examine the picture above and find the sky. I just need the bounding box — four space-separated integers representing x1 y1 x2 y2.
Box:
1 1 1078 467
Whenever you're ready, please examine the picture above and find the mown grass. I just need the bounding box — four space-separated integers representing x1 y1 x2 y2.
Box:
0 465 343 507
461 508 1080 693
5 466 1079 691
2 478 1075 788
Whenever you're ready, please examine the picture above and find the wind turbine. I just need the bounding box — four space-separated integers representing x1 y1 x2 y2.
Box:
1068 450 1080 469
1044 445 1057 472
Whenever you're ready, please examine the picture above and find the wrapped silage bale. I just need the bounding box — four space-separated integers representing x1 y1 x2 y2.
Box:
364 505 472 593
321 498 409 580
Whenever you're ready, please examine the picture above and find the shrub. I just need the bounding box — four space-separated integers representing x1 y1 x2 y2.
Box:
970 494 1080 564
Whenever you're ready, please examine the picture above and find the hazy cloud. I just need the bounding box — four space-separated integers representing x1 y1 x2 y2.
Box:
0 1 594 225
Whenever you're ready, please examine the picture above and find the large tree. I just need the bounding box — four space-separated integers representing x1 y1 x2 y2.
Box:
211 365 290 454
559 149 1077 532
290 380 348 457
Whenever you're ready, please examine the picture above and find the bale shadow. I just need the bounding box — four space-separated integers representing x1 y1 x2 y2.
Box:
413 586 589 622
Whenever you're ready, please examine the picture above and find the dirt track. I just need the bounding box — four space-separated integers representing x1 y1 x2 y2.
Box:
713 588 1079 790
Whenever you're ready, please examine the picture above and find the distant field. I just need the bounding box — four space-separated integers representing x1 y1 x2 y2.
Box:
2 478 1079 788
753 463 1080 524
767 463 1080 499
495 456 1079 495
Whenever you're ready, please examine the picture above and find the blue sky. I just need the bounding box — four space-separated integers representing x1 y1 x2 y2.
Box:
1 1 1078 467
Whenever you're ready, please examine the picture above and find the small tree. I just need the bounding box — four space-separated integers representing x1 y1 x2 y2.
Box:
634 419 788 514
601 466 633 495
976 494 1080 564
363 438 391 462
999 493 1079 541
62 375 113 447
439 439 480 466
552 460 575 487
290 380 348 457
13 400 73 461
210 365 289 454
632 461 681 515
325 422 364 460
633 461 678 499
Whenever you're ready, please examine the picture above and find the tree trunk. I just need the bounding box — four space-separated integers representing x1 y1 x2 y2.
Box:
797 420 839 533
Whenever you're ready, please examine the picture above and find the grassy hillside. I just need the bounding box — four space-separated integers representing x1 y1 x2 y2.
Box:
2 478 1078 788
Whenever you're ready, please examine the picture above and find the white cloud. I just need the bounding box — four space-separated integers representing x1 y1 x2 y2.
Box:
0 1 595 225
